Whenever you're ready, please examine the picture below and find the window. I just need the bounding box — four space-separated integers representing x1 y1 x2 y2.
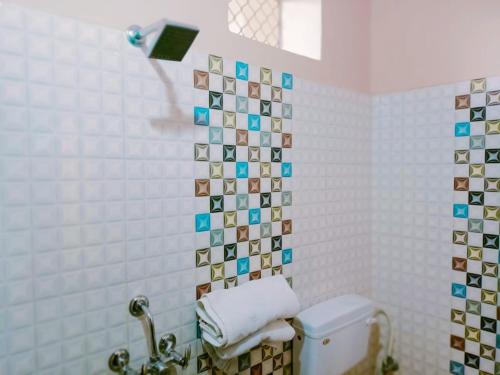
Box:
228 0 322 60
228 0 281 48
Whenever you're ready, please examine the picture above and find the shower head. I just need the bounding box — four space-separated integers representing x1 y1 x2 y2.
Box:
126 19 199 61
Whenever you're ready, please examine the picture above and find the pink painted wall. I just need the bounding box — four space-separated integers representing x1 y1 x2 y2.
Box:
11 0 499 94
370 0 500 93
7 0 371 92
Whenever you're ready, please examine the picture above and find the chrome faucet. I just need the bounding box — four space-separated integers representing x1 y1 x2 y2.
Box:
108 295 191 375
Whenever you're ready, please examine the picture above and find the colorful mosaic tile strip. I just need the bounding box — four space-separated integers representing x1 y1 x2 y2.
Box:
452 78 500 375
194 55 294 374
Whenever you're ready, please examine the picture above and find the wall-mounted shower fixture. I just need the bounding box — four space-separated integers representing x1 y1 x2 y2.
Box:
126 19 199 61
108 295 191 374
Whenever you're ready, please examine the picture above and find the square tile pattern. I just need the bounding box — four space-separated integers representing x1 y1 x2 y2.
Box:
452 78 500 375
194 55 293 374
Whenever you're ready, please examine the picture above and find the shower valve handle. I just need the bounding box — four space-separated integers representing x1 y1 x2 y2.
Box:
109 349 139 375
159 333 191 368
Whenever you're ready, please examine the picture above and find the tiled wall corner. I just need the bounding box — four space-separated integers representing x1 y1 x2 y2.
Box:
372 85 457 375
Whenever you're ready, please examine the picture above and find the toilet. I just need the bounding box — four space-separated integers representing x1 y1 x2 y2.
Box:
292 294 374 375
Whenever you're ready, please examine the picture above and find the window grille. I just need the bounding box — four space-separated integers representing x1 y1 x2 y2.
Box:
228 0 281 48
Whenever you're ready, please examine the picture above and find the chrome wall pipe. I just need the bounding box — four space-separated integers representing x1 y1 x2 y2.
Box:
108 295 191 375
129 296 161 362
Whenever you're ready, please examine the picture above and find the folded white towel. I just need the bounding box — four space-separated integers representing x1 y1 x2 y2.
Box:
203 319 296 371
196 275 300 348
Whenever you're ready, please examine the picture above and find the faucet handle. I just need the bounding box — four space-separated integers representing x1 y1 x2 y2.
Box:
158 333 176 355
159 333 191 369
109 349 139 374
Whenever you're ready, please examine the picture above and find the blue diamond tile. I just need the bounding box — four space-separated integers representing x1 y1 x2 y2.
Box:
237 257 250 275
194 106 210 126
455 122 470 137
282 162 292 177
282 72 293 89
451 283 466 298
236 162 249 178
195 213 211 232
249 208 261 225
248 114 261 131
236 61 249 81
453 204 468 218
449 361 464 375
282 248 292 264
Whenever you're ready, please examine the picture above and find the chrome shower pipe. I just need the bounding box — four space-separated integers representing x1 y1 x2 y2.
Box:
126 19 166 47
129 295 160 361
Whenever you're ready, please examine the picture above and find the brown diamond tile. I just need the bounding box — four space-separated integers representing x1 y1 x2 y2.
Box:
454 177 469 191
194 70 209 90
196 283 211 299
282 133 292 148
249 178 261 193
237 225 249 242
195 179 210 196
249 270 261 280
236 129 249 146
282 220 292 235
452 257 467 272
450 335 465 351
250 363 262 375
248 82 261 99
455 95 470 109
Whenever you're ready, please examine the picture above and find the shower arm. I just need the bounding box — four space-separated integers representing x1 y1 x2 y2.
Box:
127 19 166 46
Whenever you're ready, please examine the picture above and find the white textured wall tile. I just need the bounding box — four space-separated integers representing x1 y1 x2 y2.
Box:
292 79 372 308
372 85 456 375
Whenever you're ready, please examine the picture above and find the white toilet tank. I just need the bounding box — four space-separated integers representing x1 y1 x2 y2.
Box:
292 294 374 375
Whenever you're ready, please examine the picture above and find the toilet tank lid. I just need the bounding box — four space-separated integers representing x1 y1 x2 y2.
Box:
293 294 373 338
